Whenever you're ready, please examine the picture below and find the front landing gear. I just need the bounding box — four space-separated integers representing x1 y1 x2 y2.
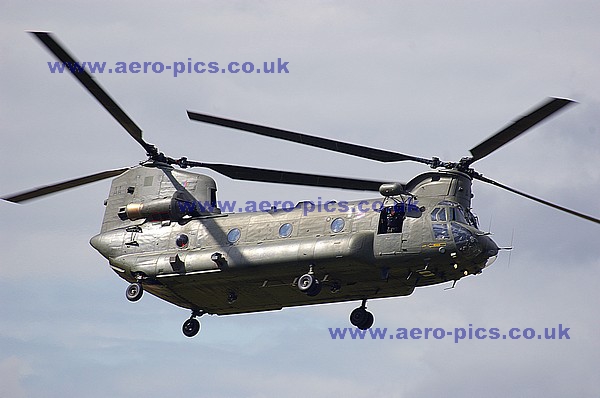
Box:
350 300 374 330
182 310 205 338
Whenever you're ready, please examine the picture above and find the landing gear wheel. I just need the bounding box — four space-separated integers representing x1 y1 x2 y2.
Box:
364 312 374 330
182 318 201 337
306 279 322 297
350 307 374 330
297 273 322 296
297 274 315 292
126 283 143 302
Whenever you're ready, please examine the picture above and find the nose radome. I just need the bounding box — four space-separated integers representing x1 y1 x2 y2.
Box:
480 235 499 257
90 233 109 257
90 234 100 249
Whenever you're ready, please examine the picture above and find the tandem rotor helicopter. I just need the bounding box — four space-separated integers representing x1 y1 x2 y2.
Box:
4 32 599 337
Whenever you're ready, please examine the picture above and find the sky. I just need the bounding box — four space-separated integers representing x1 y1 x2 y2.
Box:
1 1 599 397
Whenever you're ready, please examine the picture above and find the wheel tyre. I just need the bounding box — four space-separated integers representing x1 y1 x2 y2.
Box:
306 279 322 297
361 312 374 330
182 318 201 338
350 307 374 329
297 274 316 292
126 283 143 302
350 307 368 327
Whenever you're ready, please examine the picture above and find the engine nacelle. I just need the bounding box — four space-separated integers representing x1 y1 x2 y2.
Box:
118 192 211 221
120 198 172 221
101 166 221 232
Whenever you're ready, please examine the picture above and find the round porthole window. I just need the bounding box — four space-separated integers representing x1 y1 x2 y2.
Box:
331 217 345 233
175 234 189 248
279 223 293 238
227 228 241 243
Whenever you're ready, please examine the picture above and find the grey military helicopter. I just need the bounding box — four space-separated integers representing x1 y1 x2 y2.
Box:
4 32 599 337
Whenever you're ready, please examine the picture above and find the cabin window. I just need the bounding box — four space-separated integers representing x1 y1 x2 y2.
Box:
175 234 189 248
227 228 241 243
279 223 293 238
331 217 345 233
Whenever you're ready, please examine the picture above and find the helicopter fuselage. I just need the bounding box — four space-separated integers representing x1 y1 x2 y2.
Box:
90 165 499 316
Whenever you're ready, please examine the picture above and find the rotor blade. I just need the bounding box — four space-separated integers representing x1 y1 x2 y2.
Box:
2 168 129 203
30 32 154 153
469 97 575 163
187 111 432 165
473 173 599 225
182 160 387 191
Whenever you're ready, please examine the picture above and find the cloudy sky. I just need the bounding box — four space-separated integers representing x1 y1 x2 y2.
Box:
1 1 599 397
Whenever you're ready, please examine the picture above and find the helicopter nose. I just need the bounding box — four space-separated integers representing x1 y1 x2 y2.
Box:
90 234 101 250
90 233 110 258
478 235 499 266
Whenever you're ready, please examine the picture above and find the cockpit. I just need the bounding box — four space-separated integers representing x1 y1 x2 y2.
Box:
430 201 487 259
430 200 478 228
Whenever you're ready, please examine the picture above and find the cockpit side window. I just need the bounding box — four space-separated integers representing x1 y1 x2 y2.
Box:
437 208 447 221
466 210 479 229
449 207 467 224
431 207 447 222
432 223 450 240
433 201 479 228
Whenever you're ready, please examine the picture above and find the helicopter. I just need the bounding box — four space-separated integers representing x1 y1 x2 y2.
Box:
3 32 599 338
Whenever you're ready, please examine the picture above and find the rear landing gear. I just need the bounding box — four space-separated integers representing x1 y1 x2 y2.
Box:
182 318 201 337
182 310 205 338
350 300 374 330
125 282 143 302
